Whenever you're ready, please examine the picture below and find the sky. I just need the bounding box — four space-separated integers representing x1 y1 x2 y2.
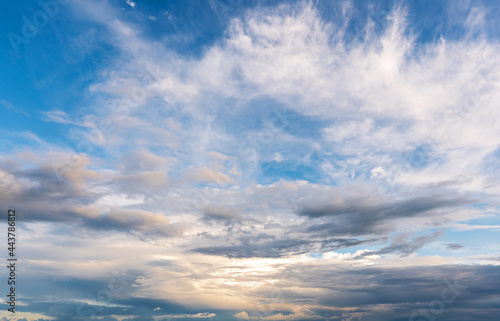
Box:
0 0 500 320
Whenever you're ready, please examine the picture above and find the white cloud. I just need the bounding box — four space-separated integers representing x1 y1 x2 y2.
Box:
371 166 386 179
42 109 94 127
88 1 499 196
271 152 284 162
233 311 250 320
126 0 136 8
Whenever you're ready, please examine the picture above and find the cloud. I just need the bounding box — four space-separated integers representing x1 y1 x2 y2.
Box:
299 194 473 218
203 205 241 222
154 312 216 319
0 151 179 238
271 153 284 163
42 110 93 127
260 309 324 320
119 150 171 173
369 230 445 257
75 0 500 197
126 0 136 8
188 166 234 186
85 208 179 237
301 193 476 236
446 243 464 250
1 99 30 116
3 1 500 320
189 236 375 258
233 311 249 320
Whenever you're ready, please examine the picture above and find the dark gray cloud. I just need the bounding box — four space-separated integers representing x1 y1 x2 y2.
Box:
301 193 476 236
189 236 375 258
11 273 217 321
446 243 464 250
82 207 182 237
0 157 179 237
201 205 242 226
13 263 500 321
190 194 465 259
300 194 474 218
249 265 500 321
369 229 445 257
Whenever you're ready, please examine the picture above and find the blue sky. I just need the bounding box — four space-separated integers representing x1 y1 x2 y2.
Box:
1 0 500 320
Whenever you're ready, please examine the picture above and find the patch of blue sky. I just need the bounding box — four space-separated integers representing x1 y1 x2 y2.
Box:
419 229 500 258
1 8 121 154
260 160 323 184
126 1 225 57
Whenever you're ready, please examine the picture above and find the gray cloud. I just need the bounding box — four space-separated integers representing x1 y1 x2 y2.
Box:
83 207 182 237
369 229 445 257
222 264 500 321
446 243 464 250
301 193 476 236
189 236 375 258
0 155 179 238
299 194 475 219
202 205 241 222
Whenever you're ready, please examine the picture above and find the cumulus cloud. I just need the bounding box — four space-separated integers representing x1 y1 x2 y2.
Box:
233 311 250 320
